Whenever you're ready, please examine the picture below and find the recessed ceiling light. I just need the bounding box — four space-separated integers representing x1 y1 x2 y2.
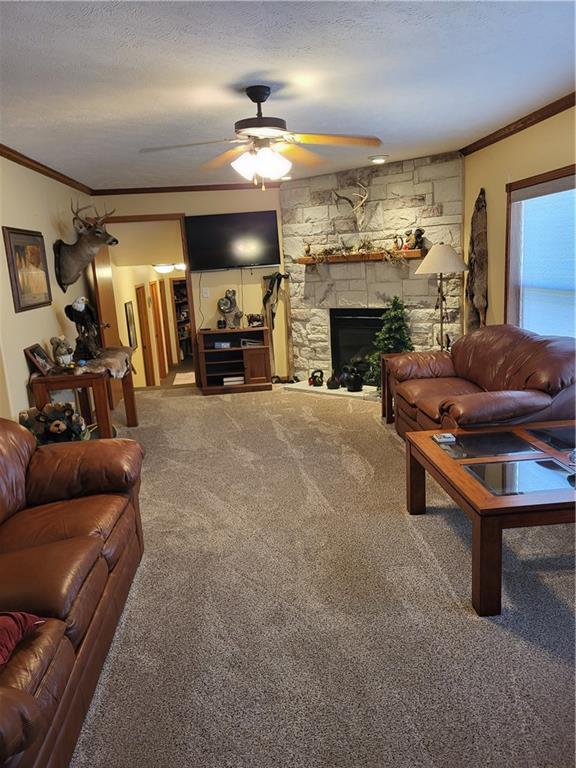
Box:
369 155 388 165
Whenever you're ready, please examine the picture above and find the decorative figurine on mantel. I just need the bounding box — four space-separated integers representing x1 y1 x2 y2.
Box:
217 288 243 329
64 296 108 360
404 228 426 251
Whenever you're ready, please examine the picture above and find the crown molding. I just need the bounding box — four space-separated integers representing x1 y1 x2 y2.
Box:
460 92 575 156
0 143 93 194
91 182 280 196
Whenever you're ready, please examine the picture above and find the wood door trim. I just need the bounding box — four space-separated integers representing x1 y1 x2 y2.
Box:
149 281 167 379
104 213 186 223
505 163 576 193
159 280 174 367
504 163 575 322
135 284 155 386
178 216 200 381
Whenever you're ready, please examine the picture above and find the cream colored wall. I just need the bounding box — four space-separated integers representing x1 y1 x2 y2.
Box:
0 157 91 417
110 221 183 267
112 263 173 388
463 107 576 325
96 189 288 378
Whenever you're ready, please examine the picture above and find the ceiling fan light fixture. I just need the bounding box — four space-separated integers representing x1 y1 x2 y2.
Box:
254 147 292 180
231 147 292 181
231 151 258 181
153 264 174 274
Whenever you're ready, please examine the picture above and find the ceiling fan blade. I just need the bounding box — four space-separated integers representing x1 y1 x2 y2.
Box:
139 138 246 154
290 132 382 147
277 143 323 167
202 144 250 170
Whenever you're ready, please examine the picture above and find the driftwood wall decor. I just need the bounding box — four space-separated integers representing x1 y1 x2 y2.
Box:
466 188 488 329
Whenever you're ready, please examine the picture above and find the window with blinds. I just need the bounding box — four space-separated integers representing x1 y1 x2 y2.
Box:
507 171 575 337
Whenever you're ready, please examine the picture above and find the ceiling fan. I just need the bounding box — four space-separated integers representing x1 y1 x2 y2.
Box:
140 85 382 185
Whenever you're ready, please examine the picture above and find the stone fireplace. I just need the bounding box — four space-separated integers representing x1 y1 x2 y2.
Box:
280 152 464 381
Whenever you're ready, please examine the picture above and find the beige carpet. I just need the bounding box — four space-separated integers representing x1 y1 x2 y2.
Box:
71 388 574 768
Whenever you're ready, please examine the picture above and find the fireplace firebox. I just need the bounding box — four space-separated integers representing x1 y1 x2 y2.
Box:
329 308 387 379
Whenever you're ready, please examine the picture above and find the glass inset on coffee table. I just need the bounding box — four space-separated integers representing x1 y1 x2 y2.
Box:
436 431 539 460
526 425 576 452
463 458 576 496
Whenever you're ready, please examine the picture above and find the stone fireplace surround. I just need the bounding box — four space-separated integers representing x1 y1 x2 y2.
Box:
279 152 464 382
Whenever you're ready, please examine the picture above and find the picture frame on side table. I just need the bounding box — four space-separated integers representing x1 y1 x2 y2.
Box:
2 227 52 312
24 344 58 376
125 300 138 348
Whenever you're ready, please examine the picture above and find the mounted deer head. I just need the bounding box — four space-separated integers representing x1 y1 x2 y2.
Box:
54 201 118 292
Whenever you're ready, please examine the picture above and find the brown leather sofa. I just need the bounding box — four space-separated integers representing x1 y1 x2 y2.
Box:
385 325 575 437
0 418 144 768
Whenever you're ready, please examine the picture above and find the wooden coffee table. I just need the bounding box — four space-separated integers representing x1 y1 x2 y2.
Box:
405 420 575 615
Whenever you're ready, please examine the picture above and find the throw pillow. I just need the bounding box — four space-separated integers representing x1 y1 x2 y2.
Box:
0 612 45 666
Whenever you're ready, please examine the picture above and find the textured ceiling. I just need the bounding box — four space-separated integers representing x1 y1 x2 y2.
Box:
0 1 574 188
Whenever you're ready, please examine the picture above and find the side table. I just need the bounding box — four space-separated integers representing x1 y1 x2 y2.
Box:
30 369 138 439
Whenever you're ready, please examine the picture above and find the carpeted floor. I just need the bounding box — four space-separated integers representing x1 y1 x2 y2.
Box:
70 388 575 768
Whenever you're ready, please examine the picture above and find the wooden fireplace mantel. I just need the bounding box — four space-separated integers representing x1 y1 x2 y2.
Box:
295 249 424 265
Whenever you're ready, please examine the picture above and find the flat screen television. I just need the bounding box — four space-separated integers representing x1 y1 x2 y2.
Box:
185 210 281 272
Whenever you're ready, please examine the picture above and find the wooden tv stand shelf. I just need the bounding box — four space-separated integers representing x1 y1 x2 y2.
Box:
197 327 272 395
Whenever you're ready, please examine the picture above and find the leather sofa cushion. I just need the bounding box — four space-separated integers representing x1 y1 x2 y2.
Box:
26 439 144 507
0 619 67 694
102 505 136 570
387 351 456 381
416 410 442 430
65 557 108 647
440 390 553 426
0 419 37 525
451 324 575 394
396 377 482 410
0 685 44 763
0 537 102 620
0 495 128 557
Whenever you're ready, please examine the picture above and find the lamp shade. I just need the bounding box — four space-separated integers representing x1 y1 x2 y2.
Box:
415 244 467 275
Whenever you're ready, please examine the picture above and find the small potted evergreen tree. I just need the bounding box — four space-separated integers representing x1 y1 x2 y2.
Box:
365 296 414 386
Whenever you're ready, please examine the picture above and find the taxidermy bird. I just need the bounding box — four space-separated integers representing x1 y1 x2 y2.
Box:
64 296 104 360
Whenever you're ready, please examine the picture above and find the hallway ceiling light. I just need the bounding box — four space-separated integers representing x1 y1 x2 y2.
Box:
153 264 174 274
174 262 186 271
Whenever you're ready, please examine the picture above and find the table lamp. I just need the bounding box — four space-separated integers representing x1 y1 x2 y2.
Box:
415 243 467 350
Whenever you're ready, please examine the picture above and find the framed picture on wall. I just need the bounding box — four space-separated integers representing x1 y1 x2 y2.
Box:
24 344 58 376
2 227 52 312
125 300 138 349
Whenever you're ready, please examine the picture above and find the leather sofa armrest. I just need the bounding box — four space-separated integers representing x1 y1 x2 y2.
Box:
26 439 144 507
387 351 456 382
0 686 44 762
441 390 553 426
